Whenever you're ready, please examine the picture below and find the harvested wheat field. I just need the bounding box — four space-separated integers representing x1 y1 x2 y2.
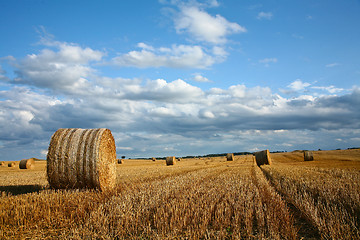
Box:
0 149 360 239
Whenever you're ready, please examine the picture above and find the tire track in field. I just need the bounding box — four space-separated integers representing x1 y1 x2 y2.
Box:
260 166 321 240
251 165 298 239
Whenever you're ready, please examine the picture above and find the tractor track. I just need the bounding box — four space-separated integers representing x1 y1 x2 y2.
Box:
259 166 321 240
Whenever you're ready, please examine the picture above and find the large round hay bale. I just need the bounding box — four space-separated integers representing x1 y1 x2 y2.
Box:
46 128 116 191
226 153 234 161
0 162 4 167
8 162 15 167
19 158 35 169
152 157 156 161
304 151 314 161
166 156 176 166
117 159 123 164
254 149 272 166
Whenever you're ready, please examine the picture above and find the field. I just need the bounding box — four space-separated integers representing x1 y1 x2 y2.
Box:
0 149 359 239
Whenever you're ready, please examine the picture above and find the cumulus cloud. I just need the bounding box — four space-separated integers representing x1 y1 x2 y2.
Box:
174 5 246 44
1 81 360 159
311 85 344 94
0 65 9 81
288 79 311 91
193 74 210 82
8 41 103 93
257 12 273 20
1 37 359 160
111 43 216 69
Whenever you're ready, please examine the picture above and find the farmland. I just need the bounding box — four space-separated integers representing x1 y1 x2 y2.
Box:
0 149 359 239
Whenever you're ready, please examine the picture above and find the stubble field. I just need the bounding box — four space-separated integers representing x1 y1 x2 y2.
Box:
0 149 359 239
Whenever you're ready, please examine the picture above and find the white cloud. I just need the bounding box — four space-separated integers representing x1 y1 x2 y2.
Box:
287 79 311 91
0 65 9 81
1 36 359 160
326 63 340 68
259 57 277 67
208 0 219 7
10 41 104 93
1 81 360 160
311 85 344 94
199 109 215 118
111 44 216 69
193 74 210 82
175 6 246 44
257 12 273 20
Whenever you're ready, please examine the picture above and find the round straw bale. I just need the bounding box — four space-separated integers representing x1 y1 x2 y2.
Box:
0 162 4 166
254 149 272 166
19 158 35 169
303 151 314 161
226 153 234 161
46 128 116 191
117 159 123 164
152 157 156 161
8 162 15 167
166 156 176 166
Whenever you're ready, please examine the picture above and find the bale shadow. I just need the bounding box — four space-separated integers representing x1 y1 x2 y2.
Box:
0 185 44 196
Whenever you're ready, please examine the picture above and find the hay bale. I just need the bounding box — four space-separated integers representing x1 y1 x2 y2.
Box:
0 162 4 166
19 158 35 169
152 157 156 161
8 162 15 167
254 149 272 166
177 158 182 161
226 153 234 161
304 151 314 161
117 159 124 164
46 128 116 191
166 156 176 166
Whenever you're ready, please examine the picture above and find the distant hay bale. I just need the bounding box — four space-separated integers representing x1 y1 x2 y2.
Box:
0 162 4 166
254 149 272 166
19 158 35 169
166 156 176 166
152 157 156 161
46 128 116 191
8 162 15 167
117 159 124 164
304 151 314 161
226 153 234 161
177 158 182 161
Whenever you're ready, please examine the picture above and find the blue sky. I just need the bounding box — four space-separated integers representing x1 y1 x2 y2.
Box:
0 0 359 160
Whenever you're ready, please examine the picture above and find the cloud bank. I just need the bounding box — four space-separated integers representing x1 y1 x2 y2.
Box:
0 39 359 160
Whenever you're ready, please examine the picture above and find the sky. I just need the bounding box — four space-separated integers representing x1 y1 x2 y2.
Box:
0 0 359 160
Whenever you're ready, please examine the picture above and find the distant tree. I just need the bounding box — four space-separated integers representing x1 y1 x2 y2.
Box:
121 156 125 159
